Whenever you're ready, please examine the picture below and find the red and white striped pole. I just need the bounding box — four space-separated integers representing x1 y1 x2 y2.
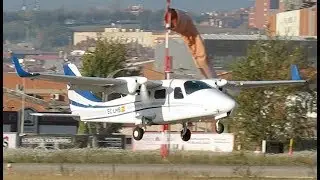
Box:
160 0 172 159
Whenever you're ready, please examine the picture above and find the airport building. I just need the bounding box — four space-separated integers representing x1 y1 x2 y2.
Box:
72 26 181 48
267 6 317 36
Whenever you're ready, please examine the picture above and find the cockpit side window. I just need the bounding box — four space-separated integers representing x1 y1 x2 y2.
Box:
154 89 166 99
184 80 211 95
174 87 184 99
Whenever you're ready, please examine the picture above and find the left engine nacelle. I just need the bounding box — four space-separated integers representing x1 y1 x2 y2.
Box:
110 77 147 95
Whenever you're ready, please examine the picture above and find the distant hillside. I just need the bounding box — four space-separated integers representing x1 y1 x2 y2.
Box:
4 0 254 13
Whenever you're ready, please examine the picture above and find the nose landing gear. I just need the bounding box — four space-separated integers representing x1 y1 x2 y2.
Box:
180 122 191 141
215 120 224 134
133 126 144 140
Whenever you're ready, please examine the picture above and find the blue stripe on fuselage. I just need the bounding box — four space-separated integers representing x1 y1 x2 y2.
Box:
70 100 137 108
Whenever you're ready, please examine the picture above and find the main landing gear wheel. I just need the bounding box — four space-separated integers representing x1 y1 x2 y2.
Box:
181 128 191 141
133 127 144 141
215 121 224 134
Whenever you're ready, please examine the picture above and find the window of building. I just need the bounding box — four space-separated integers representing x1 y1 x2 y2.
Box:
174 87 184 99
154 89 166 99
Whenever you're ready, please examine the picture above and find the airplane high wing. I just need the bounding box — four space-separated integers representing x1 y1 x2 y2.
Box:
225 80 307 88
11 54 162 91
225 65 307 88
202 64 307 89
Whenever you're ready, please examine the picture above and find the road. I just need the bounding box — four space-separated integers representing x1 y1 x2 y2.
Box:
3 163 317 178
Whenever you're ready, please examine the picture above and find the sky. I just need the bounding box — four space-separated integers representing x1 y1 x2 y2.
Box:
4 0 255 13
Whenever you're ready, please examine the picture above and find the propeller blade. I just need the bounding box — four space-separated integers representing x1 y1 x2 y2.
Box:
140 83 150 104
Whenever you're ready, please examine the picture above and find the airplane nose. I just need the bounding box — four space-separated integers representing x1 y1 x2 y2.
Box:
220 97 236 113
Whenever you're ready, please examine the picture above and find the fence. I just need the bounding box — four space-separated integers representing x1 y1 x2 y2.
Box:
3 132 316 153
4 133 127 150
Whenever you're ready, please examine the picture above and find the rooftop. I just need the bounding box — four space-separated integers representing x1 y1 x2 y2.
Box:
69 25 111 32
26 55 61 61
201 34 318 41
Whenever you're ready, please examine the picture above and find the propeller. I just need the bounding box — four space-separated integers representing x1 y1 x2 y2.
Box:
214 79 233 96
215 79 228 87
136 77 150 105
118 76 151 104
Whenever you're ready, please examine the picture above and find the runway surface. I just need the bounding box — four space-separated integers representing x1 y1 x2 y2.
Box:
3 163 317 178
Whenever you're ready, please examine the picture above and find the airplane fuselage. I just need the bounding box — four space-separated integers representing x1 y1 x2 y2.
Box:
70 79 236 125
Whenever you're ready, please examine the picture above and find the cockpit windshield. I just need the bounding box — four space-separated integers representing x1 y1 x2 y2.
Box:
184 80 212 95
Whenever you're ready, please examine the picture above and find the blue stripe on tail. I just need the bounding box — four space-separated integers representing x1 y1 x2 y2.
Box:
290 65 302 80
11 54 40 77
63 64 102 102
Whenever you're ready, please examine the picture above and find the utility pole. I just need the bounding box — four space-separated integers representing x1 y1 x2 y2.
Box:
21 0 27 11
33 0 40 11
20 77 25 135
160 0 172 159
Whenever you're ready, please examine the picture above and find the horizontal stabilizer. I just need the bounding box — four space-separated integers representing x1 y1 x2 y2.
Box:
30 113 80 119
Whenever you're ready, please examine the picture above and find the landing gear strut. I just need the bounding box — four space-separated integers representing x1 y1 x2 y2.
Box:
215 120 224 134
133 126 144 140
180 122 191 141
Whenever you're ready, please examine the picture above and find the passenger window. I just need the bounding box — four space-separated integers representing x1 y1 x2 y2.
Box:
174 87 184 99
154 89 166 99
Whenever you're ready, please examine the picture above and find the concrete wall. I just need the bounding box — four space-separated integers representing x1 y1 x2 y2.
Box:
73 32 101 46
73 28 181 48
271 7 317 36
276 9 301 36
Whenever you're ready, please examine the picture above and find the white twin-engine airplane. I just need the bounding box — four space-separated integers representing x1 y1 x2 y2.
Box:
11 54 307 141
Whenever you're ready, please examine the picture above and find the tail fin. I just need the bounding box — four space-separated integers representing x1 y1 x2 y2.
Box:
63 63 102 111
291 64 302 80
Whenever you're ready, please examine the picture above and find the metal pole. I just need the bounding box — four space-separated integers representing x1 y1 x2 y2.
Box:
161 0 172 159
20 78 25 135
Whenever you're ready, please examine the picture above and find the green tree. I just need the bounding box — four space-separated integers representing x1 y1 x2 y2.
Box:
228 36 316 150
78 38 140 135
285 90 317 140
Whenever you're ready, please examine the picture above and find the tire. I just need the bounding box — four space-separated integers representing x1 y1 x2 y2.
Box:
215 123 224 134
133 127 144 141
180 129 191 141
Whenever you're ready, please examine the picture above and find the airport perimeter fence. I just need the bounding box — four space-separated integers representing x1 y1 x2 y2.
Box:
3 132 316 153
235 138 317 153
12 134 128 150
